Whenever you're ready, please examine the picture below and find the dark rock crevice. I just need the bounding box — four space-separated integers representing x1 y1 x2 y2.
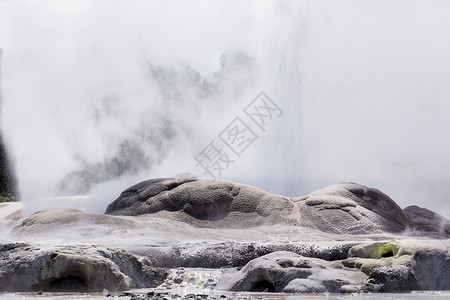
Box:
0 242 168 292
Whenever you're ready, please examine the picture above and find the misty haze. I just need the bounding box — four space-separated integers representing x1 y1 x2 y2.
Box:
0 1 449 299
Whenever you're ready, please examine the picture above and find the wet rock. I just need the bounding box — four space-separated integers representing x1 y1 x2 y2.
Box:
139 241 355 268
283 278 326 293
0 242 167 292
346 240 450 292
404 205 450 236
215 251 365 293
365 265 418 292
412 249 450 290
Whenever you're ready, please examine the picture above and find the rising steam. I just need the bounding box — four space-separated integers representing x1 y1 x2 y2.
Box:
0 1 449 218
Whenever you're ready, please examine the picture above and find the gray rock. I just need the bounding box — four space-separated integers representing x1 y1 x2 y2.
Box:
346 240 450 292
294 182 418 234
215 251 366 293
0 242 167 292
106 179 418 235
283 279 326 293
105 178 294 228
216 240 450 294
339 284 363 293
412 248 450 290
404 205 450 236
365 265 418 292
137 242 355 268
4 179 450 294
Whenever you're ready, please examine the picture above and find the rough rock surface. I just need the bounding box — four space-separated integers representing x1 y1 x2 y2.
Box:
12 208 139 237
216 240 450 293
365 265 418 292
106 178 417 235
404 205 450 236
216 251 366 293
134 241 355 268
293 182 418 234
0 242 167 292
3 179 450 294
105 178 294 228
412 248 450 290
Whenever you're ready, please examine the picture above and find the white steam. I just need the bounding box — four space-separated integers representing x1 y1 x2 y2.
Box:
0 0 449 218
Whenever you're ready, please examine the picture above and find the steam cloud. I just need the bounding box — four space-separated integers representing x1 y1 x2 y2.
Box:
0 1 449 218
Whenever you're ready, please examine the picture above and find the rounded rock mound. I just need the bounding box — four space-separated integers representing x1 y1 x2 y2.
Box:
105 178 294 228
403 205 450 236
0 242 167 292
292 182 417 234
106 178 417 235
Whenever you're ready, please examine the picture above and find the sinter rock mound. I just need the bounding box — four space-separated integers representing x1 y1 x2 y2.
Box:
0 242 167 292
404 205 450 235
105 178 295 228
216 251 366 293
294 182 418 234
216 241 450 293
2 179 450 294
12 208 139 237
106 178 417 234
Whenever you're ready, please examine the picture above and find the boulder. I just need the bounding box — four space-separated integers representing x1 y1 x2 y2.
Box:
365 265 418 292
215 251 366 293
294 182 418 234
346 240 450 292
106 179 419 235
0 242 167 292
105 178 294 228
412 248 450 290
404 205 450 236
217 240 450 293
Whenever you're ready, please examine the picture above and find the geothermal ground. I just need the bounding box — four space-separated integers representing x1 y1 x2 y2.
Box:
0 178 449 299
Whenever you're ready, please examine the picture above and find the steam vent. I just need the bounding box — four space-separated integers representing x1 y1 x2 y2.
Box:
1 177 449 296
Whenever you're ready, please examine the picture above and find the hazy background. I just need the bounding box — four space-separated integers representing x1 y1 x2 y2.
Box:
0 0 449 218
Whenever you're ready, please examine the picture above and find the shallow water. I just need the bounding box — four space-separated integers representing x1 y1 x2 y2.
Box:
1 291 450 300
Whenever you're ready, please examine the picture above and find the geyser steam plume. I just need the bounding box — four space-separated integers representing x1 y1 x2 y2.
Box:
0 1 449 218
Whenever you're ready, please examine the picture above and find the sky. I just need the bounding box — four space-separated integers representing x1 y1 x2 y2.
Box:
0 0 449 218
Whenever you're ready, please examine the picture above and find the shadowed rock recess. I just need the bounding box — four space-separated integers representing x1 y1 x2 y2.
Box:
0 243 167 292
2 178 449 294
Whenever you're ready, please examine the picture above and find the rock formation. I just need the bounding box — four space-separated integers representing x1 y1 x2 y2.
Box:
105 178 420 235
216 240 450 293
294 182 418 234
105 178 294 228
404 205 450 235
215 251 366 293
1 178 449 294
0 242 167 292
